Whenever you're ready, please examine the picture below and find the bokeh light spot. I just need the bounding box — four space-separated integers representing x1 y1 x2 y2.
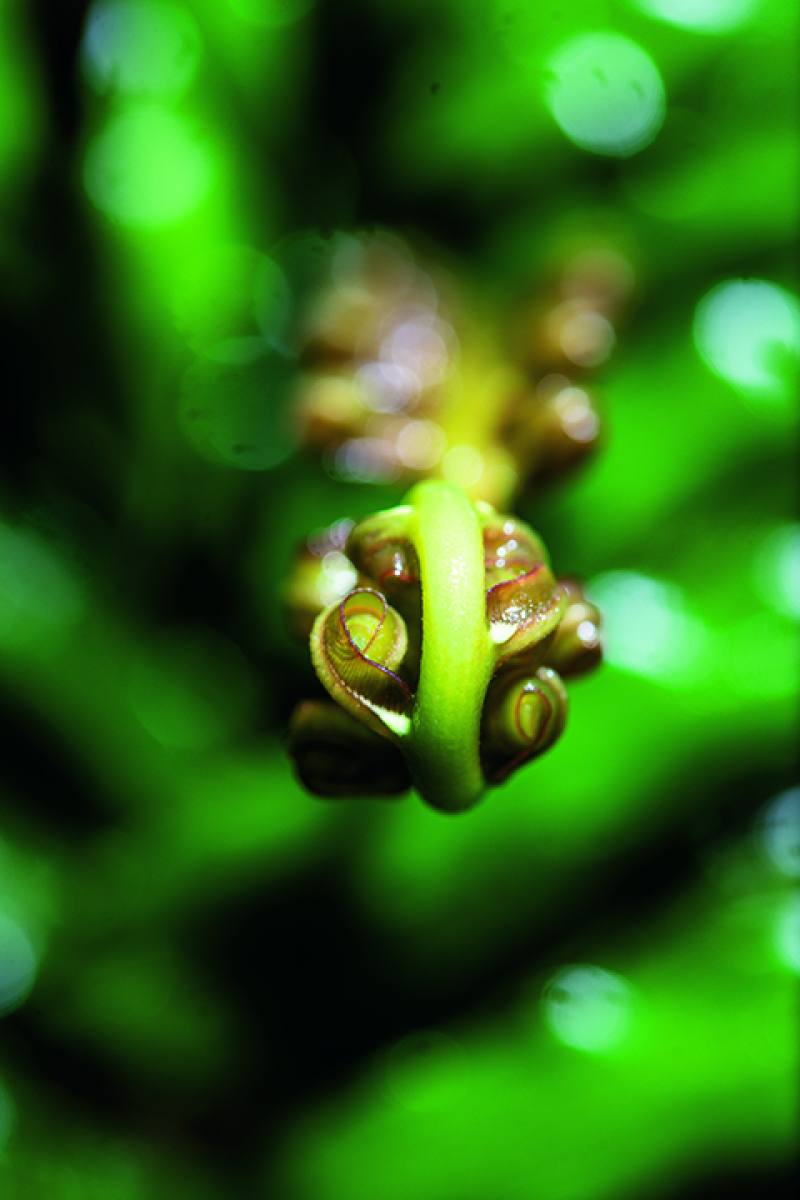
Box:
542 964 633 1053
555 385 601 442
0 912 38 1015
760 789 800 880
774 892 800 974
555 305 615 368
752 524 800 619
693 279 800 399
545 33 666 157
381 315 453 388
630 0 758 34
356 362 420 414
82 1 201 97
588 571 710 685
83 103 213 229
395 420 446 471
329 438 400 485
318 552 358 606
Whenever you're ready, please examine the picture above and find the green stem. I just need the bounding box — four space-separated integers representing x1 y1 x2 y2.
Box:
404 480 493 812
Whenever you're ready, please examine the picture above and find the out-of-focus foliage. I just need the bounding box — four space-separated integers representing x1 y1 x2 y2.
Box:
1 1 797 1197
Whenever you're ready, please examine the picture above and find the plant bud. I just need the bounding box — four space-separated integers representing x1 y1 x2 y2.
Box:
288 700 411 797
503 375 601 488
310 588 413 740
479 509 550 588
481 666 568 783
346 507 419 600
487 568 566 669
533 377 602 481
544 579 602 677
479 507 566 669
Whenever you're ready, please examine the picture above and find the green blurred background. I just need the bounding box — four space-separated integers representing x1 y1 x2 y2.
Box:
0 0 798 1197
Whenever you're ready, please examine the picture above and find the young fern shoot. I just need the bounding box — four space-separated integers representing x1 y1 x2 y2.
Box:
288 481 602 812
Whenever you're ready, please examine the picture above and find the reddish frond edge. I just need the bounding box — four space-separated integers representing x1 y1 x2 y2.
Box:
487 566 567 669
311 587 413 742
